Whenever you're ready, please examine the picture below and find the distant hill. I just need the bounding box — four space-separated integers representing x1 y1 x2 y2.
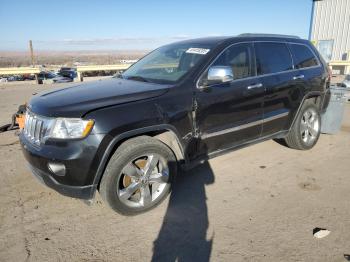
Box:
0 50 148 67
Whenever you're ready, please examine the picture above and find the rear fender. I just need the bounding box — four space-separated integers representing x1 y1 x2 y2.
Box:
288 91 323 130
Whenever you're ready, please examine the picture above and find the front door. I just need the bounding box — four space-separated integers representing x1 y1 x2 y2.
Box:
195 42 264 156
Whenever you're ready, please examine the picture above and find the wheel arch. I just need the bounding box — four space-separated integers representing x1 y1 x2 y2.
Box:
304 91 323 109
289 91 323 130
92 124 185 190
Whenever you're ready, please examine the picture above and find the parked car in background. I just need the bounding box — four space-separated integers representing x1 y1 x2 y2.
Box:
38 71 76 84
340 74 350 101
59 67 76 73
52 70 77 83
341 74 350 88
38 71 57 81
7 75 24 81
21 34 330 215
23 74 36 81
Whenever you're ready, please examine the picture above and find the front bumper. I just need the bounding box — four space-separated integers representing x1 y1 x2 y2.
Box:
20 132 105 200
27 162 96 199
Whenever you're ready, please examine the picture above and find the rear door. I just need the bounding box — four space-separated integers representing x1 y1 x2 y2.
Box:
287 43 324 121
255 42 300 136
195 42 264 156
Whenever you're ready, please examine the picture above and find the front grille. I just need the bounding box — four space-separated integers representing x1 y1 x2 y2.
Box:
23 111 47 145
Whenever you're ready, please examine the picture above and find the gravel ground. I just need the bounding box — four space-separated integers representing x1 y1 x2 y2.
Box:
0 83 349 262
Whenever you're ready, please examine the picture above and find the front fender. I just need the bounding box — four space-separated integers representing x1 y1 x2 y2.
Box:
90 124 185 190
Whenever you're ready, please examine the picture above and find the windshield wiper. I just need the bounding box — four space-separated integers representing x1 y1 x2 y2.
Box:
125 75 149 83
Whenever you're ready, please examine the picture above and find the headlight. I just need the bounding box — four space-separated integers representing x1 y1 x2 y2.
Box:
48 118 94 139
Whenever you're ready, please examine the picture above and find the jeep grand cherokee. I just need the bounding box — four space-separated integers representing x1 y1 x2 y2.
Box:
20 34 330 215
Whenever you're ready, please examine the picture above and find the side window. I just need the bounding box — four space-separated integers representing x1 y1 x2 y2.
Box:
255 42 293 75
289 44 319 69
212 43 254 80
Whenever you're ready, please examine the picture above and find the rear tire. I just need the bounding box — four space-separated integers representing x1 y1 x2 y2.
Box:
284 101 321 150
99 136 177 216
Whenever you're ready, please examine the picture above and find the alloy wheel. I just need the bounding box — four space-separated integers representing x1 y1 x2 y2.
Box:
117 154 169 208
300 108 320 145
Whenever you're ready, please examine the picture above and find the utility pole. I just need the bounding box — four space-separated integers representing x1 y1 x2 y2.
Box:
29 40 35 66
29 40 39 84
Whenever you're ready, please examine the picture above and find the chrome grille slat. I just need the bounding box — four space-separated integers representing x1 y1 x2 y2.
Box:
27 115 32 136
31 117 36 139
24 114 29 134
23 111 46 146
24 113 29 134
28 116 34 137
35 120 42 142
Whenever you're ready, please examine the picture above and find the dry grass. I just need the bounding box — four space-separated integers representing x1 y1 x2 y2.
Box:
0 50 148 67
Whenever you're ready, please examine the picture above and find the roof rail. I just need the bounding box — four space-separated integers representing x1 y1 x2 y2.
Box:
238 33 301 39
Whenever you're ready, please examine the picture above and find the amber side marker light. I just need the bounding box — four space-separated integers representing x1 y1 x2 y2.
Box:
82 120 95 138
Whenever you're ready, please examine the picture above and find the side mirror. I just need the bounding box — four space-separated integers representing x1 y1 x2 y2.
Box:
207 66 234 84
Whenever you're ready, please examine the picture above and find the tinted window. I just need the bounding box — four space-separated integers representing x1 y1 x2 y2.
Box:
289 44 319 69
255 42 293 75
212 43 254 80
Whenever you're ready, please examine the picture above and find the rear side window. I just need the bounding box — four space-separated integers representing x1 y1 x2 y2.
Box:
289 43 319 69
255 42 293 75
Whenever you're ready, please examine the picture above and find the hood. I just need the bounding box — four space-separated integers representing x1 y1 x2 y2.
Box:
29 77 171 117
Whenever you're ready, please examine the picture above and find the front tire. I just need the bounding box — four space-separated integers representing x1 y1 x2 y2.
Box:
99 136 177 216
284 101 321 150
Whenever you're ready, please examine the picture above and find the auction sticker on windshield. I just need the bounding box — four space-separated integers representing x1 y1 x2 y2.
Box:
186 48 210 55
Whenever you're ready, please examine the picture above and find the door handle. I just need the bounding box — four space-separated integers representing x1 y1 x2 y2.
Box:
247 83 263 90
293 74 305 80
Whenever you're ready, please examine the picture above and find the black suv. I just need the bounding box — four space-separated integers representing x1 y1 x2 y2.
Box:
20 34 330 215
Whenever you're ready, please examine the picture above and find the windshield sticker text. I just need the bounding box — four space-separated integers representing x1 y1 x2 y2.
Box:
186 48 210 55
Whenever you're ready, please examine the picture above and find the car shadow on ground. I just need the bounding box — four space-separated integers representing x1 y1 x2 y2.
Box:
152 161 215 262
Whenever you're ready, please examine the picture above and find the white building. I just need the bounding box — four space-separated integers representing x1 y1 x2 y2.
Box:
310 0 350 74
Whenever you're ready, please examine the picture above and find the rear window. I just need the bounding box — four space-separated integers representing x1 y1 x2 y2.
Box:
255 42 293 75
289 43 319 69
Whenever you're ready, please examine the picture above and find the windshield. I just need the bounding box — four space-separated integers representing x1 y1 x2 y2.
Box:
120 43 213 84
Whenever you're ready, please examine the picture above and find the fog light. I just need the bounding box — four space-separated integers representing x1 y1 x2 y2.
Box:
48 162 66 176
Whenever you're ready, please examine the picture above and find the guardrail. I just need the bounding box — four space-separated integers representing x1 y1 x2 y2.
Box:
76 64 131 82
329 61 350 75
0 65 130 77
76 64 132 82
329 61 350 66
76 64 131 72
0 67 40 76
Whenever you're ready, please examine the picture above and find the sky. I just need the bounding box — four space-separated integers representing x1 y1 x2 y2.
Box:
0 0 313 51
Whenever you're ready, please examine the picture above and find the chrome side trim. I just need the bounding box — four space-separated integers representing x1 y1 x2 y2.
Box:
202 119 262 139
201 112 289 139
247 83 263 90
263 112 289 123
